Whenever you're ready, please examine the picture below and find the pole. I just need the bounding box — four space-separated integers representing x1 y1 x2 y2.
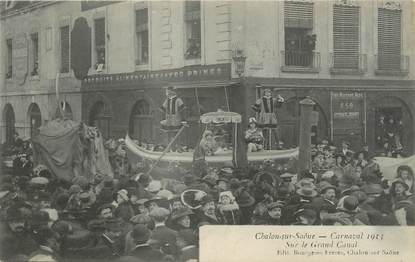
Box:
298 98 315 175
55 73 64 119
224 86 230 111
146 124 188 175
268 128 272 150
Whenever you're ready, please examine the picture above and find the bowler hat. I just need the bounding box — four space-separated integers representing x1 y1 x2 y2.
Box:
296 184 318 198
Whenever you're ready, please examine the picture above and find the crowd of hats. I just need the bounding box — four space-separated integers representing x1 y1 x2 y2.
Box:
1 139 415 261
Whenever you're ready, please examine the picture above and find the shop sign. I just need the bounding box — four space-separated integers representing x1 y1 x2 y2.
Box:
82 63 231 87
331 91 364 130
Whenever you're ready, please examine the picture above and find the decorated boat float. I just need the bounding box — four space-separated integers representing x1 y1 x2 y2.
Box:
125 111 299 164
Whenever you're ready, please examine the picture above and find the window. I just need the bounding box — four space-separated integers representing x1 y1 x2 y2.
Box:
333 5 360 69
136 8 149 65
283 1 316 67
6 39 12 79
94 18 106 71
129 100 153 143
31 33 39 76
184 0 201 59
60 26 70 73
378 8 402 70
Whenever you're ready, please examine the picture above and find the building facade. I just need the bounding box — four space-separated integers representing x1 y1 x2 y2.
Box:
1 0 414 154
0 1 82 143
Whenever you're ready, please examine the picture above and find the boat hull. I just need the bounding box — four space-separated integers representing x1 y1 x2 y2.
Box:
125 135 298 163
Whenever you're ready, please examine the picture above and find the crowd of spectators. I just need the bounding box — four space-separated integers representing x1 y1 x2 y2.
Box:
1 133 414 262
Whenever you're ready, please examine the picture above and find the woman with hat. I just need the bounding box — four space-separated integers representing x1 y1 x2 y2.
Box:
113 189 134 223
245 117 264 153
390 177 415 204
396 165 414 194
198 130 219 157
168 207 195 231
389 178 415 225
195 194 222 225
217 191 240 225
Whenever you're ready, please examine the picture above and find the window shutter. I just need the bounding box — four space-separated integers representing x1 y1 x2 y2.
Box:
136 9 148 32
185 0 201 21
284 1 313 29
60 26 70 73
378 8 401 70
333 5 360 69
95 18 105 47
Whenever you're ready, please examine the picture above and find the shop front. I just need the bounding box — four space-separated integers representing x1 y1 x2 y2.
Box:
81 63 237 148
243 78 415 154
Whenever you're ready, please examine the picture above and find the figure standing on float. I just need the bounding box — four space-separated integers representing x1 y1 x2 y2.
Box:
160 86 186 152
252 86 285 150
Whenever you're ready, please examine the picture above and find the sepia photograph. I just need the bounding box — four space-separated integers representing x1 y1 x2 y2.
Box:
0 0 414 261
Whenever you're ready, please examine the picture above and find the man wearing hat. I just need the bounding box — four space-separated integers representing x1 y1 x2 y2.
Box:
282 180 318 224
360 183 393 225
1 207 38 256
128 224 164 261
145 196 171 212
277 173 296 201
252 201 284 225
337 140 354 157
149 207 178 256
292 208 318 225
312 182 338 225
29 226 60 262
251 86 285 149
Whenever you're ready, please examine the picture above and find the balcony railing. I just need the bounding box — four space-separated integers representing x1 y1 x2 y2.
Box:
375 54 409 76
281 50 320 73
329 53 367 75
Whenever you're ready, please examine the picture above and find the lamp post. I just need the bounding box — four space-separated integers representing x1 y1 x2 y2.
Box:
232 49 246 77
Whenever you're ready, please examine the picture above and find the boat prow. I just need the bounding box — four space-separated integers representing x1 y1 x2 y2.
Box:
125 135 298 163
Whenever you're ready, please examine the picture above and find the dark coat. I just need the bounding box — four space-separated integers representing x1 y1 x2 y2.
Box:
129 244 164 262
179 246 198 262
114 202 134 222
151 225 178 255
196 212 222 225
